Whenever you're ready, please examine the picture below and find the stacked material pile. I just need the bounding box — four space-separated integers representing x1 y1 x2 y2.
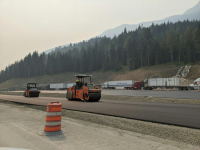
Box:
174 65 191 83
176 66 185 78
176 65 191 78
181 65 191 78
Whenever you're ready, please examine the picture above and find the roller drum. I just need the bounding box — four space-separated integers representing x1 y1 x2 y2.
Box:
66 90 73 100
88 93 101 101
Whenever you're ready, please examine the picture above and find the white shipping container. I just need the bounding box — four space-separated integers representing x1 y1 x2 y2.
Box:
50 83 65 89
147 78 180 86
65 83 75 89
148 78 165 86
115 87 125 90
167 78 179 86
105 80 135 88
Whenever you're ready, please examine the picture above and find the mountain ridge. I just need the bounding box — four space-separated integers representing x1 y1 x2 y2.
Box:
184 1 200 15
43 1 200 54
97 1 200 38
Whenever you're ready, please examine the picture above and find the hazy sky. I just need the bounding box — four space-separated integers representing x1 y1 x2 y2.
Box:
0 0 199 71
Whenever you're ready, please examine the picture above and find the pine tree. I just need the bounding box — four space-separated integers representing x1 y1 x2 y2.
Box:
1 20 200 84
143 28 152 66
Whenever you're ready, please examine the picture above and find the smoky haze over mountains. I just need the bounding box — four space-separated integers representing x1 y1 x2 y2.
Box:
43 1 200 54
97 1 200 38
184 1 200 14
0 0 200 72
1 1 200 83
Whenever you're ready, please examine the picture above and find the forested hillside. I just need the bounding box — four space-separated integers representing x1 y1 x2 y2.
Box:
0 20 200 84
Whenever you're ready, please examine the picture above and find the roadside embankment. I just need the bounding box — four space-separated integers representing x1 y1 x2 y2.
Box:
1 64 199 91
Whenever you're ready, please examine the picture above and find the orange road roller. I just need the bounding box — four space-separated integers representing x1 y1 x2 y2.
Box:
66 74 101 102
24 83 40 97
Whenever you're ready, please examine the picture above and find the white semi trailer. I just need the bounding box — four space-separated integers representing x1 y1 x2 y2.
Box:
143 78 189 90
145 78 179 87
66 83 75 89
102 80 135 89
50 83 65 90
50 83 75 90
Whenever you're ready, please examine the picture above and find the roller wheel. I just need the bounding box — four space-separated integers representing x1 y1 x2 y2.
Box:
67 90 73 101
83 93 89 101
23 92 26 97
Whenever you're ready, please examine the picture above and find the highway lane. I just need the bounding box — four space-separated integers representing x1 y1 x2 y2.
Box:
9 90 200 99
0 94 200 129
102 90 200 99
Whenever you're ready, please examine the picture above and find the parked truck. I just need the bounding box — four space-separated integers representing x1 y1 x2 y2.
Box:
189 78 200 90
131 78 190 90
102 80 135 89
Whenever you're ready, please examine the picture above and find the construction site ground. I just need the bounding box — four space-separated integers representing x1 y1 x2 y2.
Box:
0 100 199 150
0 91 199 104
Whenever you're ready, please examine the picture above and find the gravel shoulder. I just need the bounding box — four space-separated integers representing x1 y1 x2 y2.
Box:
0 91 199 104
0 99 199 148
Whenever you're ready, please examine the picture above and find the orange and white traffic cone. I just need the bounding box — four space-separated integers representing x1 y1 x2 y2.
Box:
39 102 65 136
44 102 62 132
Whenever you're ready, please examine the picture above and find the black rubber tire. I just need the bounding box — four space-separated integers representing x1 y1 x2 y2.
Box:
190 87 194 90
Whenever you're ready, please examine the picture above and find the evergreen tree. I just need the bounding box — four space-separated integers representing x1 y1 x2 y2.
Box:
143 28 152 66
1 20 200 84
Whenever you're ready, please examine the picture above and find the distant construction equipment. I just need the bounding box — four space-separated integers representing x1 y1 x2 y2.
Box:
23 83 40 97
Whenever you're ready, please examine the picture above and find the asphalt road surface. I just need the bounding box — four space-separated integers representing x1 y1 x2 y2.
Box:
0 94 200 129
10 90 200 99
102 90 200 99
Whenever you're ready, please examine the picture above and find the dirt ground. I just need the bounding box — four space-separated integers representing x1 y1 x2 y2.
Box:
186 64 200 80
112 65 180 81
0 100 199 150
